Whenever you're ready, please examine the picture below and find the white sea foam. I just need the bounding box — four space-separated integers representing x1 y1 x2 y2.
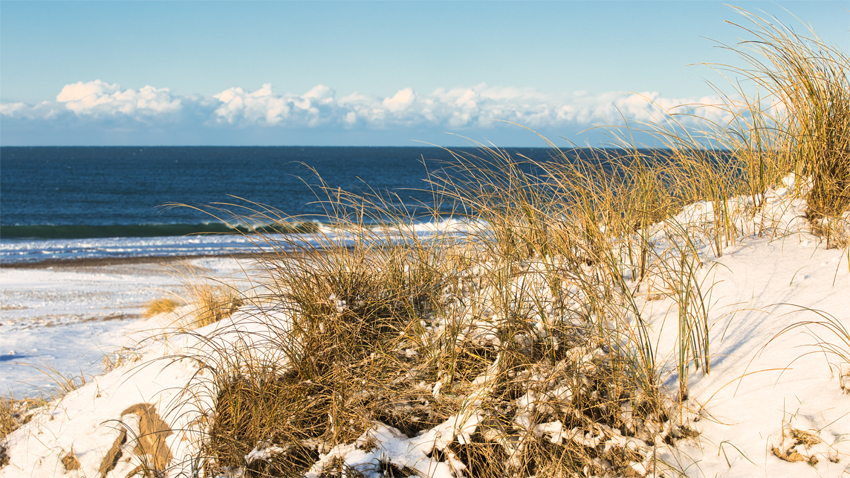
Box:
0 218 476 264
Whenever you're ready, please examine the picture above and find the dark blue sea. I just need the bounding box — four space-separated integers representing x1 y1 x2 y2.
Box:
1 146 565 264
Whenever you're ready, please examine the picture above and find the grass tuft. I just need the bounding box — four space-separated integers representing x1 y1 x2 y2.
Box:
186 285 243 330
1 396 46 464
179 146 706 476
143 298 182 318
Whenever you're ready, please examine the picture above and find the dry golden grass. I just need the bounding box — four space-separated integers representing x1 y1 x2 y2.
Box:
60 449 81 471
631 8 850 247
184 284 243 330
143 298 182 318
178 154 701 477
0 400 14 445
101 346 143 374
730 10 849 222
161 264 244 331
1 396 45 456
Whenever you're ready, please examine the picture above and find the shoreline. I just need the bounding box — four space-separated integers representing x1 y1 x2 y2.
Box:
0 253 263 270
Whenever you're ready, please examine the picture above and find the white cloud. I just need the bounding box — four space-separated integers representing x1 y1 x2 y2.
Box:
383 87 416 113
0 100 66 121
0 102 33 117
214 84 290 125
212 84 337 127
2 80 729 137
303 85 335 103
55 80 181 116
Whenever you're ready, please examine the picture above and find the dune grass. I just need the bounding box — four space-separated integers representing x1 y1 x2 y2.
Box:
1 396 45 467
645 8 850 247
152 8 850 478
771 307 850 385
725 9 849 225
1 400 15 467
0 400 17 444
189 221 685 477
178 144 727 477
144 298 182 319
147 265 243 331
182 282 242 331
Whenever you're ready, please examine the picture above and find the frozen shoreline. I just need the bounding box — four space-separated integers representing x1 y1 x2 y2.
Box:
0 256 248 397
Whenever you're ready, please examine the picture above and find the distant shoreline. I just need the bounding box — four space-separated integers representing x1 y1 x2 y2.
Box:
0 252 264 269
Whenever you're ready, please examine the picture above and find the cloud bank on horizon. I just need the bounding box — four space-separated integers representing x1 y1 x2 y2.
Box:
0 80 728 146
3 0 843 147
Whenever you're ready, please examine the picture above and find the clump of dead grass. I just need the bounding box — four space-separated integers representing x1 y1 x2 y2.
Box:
1 396 46 467
176 146 707 477
185 284 242 330
143 298 182 318
61 448 81 471
195 241 456 476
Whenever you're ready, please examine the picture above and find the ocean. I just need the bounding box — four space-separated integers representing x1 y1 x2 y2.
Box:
1 146 563 264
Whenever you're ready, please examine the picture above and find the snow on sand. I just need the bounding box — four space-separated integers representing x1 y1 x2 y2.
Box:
0 258 247 396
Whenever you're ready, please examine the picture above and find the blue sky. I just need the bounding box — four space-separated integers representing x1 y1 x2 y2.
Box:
1 1 846 147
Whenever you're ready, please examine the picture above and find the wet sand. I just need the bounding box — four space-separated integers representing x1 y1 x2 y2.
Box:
1 242 357 270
